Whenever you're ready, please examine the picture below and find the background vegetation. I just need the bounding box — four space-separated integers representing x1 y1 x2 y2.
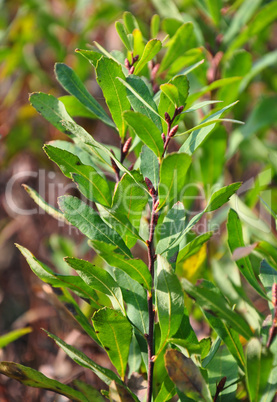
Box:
0 0 277 400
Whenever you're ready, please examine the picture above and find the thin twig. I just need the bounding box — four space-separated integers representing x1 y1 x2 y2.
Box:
145 180 158 402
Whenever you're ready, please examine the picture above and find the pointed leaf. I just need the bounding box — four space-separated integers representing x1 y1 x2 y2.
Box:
46 331 124 386
96 58 131 138
55 63 115 128
65 257 124 313
112 171 148 231
158 153 192 209
75 48 103 67
97 205 142 249
140 145 159 189
206 345 238 402
113 268 148 335
58 195 131 257
92 307 132 380
44 145 112 206
246 338 273 402
156 255 184 355
0 328 32 349
22 184 67 222
119 75 163 131
90 240 152 291
16 244 99 306
165 349 212 401
203 310 245 370
179 102 239 155
159 23 194 73
156 202 186 255
206 182 241 212
177 232 213 263
227 209 267 299
124 111 164 158
181 279 252 340
0 362 88 402
115 21 132 51
134 39 162 74
29 92 74 135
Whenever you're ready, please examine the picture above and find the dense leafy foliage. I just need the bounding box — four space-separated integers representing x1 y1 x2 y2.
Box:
1 1 277 401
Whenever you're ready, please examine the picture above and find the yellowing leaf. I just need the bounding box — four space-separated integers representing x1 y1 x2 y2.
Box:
179 244 207 281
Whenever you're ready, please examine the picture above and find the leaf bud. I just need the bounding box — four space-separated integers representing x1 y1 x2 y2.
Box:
169 124 179 137
123 137 132 154
164 112 171 123
129 66 135 74
176 105 184 114
124 58 130 69
133 54 139 63
161 133 166 143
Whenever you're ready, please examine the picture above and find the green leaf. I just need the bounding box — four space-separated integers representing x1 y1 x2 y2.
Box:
115 21 132 51
22 184 67 222
44 145 112 207
156 255 185 355
134 39 162 75
227 1 277 55
113 268 148 335
59 95 98 119
246 338 273 402
58 196 131 257
16 244 99 307
140 145 159 189
177 232 213 263
160 83 180 106
96 57 131 138
124 111 164 158
156 202 186 255
151 14 160 38
119 75 163 131
123 11 138 33
97 204 142 249
75 48 103 67
0 362 88 402
160 183 241 255
73 380 105 401
0 327 32 349
202 310 245 370
223 0 262 44
159 23 194 73
156 376 176 402
64 257 124 313
165 349 212 401
29 92 74 135
181 279 252 340
60 119 148 189
54 63 115 128
227 209 267 299
239 50 277 93
259 260 277 316
158 153 192 209
205 0 222 26
90 240 152 291
46 331 124 387
206 182 241 212
112 171 148 231
187 78 241 105
179 102 239 155
206 346 238 402
92 307 132 380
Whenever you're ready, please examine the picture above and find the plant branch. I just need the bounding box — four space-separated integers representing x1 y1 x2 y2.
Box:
145 178 159 402
161 106 184 158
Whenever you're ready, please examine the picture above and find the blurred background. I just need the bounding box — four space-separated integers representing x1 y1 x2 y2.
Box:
0 0 277 400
